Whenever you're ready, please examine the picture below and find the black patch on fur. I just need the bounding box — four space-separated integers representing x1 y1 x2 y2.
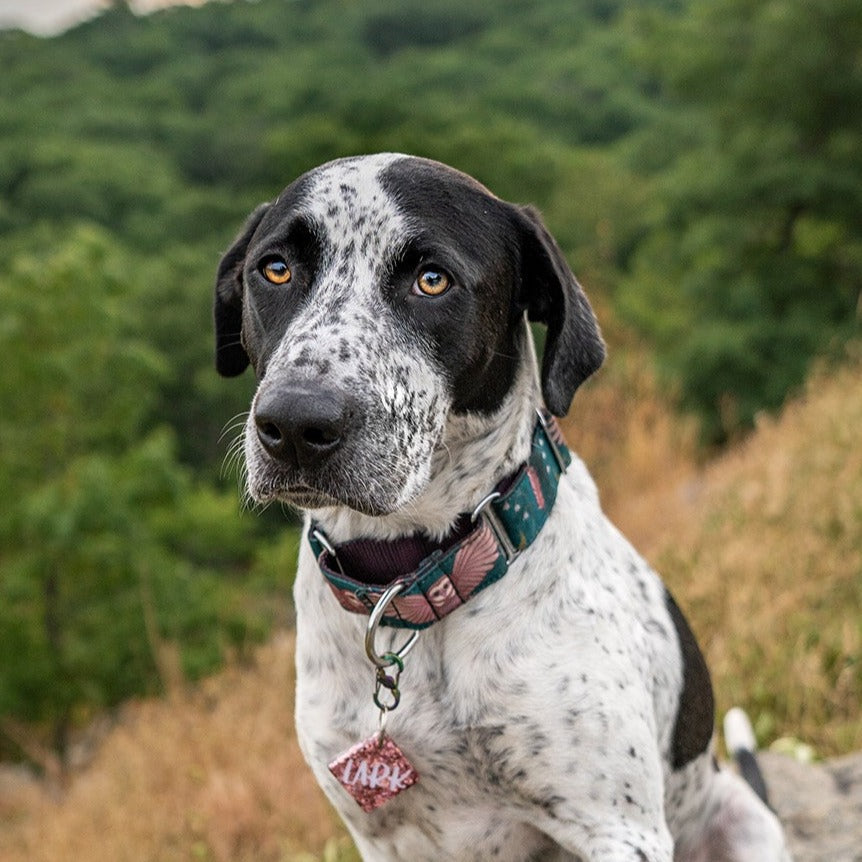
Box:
381 156 605 415
665 588 715 770
513 205 605 416
736 748 771 806
380 157 526 414
214 202 272 377
213 172 319 379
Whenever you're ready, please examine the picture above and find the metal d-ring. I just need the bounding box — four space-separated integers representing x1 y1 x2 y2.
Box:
364 581 420 669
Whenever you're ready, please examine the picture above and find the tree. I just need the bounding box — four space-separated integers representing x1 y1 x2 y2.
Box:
0 228 280 760
620 0 862 440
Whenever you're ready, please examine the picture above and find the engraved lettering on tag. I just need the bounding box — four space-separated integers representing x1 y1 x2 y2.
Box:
329 734 419 812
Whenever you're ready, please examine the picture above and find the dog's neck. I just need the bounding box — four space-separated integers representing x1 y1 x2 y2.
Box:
310 327 542 544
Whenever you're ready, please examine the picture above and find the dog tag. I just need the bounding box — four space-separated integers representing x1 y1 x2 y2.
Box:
329 732 419 812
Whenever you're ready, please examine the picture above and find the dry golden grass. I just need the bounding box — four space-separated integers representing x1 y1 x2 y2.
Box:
571 350 861 755
0 633 352 862
562 348 701 549
640 359 862 756
1 351 859 860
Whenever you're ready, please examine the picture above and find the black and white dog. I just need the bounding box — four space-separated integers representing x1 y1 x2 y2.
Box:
214 154 790 861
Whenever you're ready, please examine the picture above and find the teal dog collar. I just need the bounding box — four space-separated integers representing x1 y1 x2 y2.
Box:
308 410 571 630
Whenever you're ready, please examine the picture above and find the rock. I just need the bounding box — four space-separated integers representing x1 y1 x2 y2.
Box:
761 751 862 862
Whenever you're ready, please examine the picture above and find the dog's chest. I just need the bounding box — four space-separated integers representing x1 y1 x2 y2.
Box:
293 602 585 859
292 481 684 856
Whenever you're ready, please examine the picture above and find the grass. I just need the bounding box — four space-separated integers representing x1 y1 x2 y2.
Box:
644 360 862 754
568 350 861 754
0 634 351 862
1 349 860 859
566 353 862 756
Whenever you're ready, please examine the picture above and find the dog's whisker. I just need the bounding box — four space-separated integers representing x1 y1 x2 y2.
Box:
220 432 248 483
218 411 250 443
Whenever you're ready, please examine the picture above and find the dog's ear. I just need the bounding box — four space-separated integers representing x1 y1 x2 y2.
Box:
515 205 605 416
214 202 271 377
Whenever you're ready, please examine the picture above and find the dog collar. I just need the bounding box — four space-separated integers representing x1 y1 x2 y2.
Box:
307 410 571 630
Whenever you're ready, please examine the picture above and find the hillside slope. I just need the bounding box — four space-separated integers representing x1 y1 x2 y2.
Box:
1 355 860 861
0 634 347 862
611 356 862 754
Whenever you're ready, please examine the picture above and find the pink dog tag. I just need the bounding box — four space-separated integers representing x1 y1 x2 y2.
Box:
329 732 419 812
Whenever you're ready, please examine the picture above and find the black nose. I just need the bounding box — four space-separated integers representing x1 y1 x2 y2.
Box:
254 384 351 469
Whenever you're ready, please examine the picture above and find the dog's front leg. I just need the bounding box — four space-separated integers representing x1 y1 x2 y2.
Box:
540 821 674 862
536 764 674 862
452 675 675 862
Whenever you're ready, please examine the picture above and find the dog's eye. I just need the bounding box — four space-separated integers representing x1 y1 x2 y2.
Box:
261 258 292 285
414 269 450 297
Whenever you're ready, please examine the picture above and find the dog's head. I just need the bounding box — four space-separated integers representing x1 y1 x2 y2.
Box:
215 154 604 515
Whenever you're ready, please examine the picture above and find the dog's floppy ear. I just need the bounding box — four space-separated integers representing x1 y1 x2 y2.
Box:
515 205 605 416
214 202 271 377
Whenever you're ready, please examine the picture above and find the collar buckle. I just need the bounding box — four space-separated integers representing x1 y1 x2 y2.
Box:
471 491 520 565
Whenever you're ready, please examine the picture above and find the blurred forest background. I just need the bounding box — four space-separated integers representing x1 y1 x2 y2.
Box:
0 0 860 858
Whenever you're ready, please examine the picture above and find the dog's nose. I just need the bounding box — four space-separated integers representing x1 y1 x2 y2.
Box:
254 385 350 469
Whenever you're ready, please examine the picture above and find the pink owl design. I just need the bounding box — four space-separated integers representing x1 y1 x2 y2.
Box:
331 585 372 614
426 575 462 617
391 593 436 625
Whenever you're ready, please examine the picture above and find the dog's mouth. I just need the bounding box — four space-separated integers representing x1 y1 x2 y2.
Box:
252 475 338 508
276 483 340 509
250 475 400 517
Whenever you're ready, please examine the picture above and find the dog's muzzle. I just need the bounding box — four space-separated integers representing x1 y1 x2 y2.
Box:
248 382 413 515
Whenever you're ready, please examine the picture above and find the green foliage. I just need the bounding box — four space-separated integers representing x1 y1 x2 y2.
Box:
362 2 488 57
619 0 862 440
0 0 859 753
4 434 206 716
0 225 290 755
0 226 164 481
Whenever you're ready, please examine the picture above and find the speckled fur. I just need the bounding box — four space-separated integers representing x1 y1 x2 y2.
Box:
215 155 791 861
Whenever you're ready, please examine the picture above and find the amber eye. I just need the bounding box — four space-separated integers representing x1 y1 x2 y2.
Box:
261 258 292 285
415 268 450 297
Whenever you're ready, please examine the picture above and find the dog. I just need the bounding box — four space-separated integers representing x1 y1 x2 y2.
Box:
214 154 790 861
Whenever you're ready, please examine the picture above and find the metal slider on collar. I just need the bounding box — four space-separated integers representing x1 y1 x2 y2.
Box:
310 526 345 576
470 491 519 565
